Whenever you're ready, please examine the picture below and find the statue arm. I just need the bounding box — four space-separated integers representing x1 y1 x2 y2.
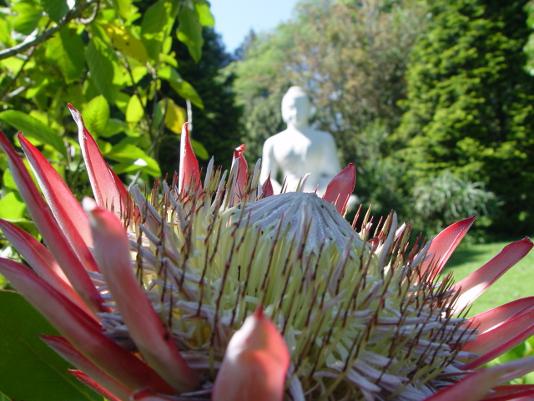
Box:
260 139 282 193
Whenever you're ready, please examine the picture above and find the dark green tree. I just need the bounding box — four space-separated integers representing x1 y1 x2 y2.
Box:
0 0 214 220
158 28 243 173
396 0 534 234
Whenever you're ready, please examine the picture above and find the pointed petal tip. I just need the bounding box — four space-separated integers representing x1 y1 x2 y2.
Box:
40 335 78 355
461 310 534 369
67 104 85 128
40 334 62 345
446 216 477 230
213 309 289 401
261 175 274 198
179 121 201 195
470 297 534 334
234 143 246 157
15 132 32 152
67 103 82 120
453 215 477 229
420 215 476 281
70 104 128 214
453 237 534 312
254 306 264 319
231 143 248 202
425 357 534 401
69 369 123 401
322 162 356 214
464 215 476 225
180 121 194 139
520 236 533 248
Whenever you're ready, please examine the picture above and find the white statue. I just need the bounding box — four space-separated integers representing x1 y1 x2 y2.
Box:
260 86 341 195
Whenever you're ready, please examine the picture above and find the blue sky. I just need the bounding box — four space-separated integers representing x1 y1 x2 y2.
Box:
210 0 300 52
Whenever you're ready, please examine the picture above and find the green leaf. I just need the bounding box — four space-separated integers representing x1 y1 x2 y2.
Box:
40 0 68 22
141 0 168 35
125 95 144 123
0 57 24 74
0 291 102 401
191 138 209 160
195 0 215 27
0 18 11 45
113 64 147 87
0 192 26 220
158 66 204 108
151 101 164 131
12 1 42 35
83 96 110 136
101 118 129 138
107 143 161 177
104 24 148 63
141 0 172 60
112 0 139 21
3 169 18 191
45 28 85 83
85 38 116 102
0 111 66 156
159 53 178 67
60 28 86 80
177 6 203 62
162 98 186 134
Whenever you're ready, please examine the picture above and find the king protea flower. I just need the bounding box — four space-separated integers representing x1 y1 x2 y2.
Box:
0 104 532 401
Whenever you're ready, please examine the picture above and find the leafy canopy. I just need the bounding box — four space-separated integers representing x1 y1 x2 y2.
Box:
0 0 213 225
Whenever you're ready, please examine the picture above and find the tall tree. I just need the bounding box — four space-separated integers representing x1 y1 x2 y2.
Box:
396 0 534 234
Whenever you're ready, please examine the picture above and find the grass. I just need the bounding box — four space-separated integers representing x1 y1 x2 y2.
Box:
444 238 534 316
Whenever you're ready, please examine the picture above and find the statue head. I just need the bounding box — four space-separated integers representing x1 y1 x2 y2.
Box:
281 86 311 129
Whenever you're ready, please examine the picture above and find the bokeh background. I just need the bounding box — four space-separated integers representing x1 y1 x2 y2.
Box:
1 0 532 240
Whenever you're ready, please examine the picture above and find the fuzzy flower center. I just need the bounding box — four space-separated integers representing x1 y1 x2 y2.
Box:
96 173 475 401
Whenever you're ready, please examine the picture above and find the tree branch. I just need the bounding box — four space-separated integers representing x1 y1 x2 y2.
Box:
0 1 94 61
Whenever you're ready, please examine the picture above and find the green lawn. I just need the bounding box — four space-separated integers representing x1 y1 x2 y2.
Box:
444 238 534 316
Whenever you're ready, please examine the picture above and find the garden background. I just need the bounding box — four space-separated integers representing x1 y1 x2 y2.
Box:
0 0 532 399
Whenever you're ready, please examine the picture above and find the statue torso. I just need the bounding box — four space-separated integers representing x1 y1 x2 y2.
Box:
267 127 335 191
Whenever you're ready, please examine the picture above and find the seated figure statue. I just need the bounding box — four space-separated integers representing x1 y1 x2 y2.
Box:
260 86 341 195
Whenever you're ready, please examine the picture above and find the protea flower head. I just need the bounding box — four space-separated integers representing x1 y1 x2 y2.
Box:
0 104 532 401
